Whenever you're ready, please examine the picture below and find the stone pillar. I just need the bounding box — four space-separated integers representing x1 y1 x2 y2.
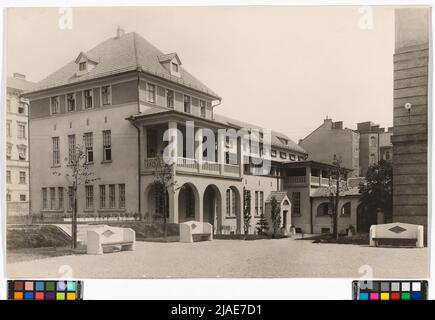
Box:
237 136 243 177
169 187 179 224
306 166 311 186
167 121 178 166
236 188 244 234
196 188 203 222
195 127 203 173
218 132 226 175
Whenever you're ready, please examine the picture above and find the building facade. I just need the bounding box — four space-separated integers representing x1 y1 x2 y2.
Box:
392 8 429 231
6 73 33 219
25 28 311 235
299 118 360 176
356 121 393 176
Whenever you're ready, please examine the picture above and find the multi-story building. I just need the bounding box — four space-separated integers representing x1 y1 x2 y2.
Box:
356 121 393 176
6 73 33 219
24 28 311 234
392 8 429 232
298 118 360 176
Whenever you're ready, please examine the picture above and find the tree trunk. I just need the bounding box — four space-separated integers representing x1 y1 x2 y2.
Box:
334 176 340 240
163 188 167 239
72 191 78 249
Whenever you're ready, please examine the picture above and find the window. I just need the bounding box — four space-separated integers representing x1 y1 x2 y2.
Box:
84 89 93 109
290 154 296 161
103 130 112 161
200 100 206 117
109 184 116 208
147 83 156 104
58 187 64 210
172 62 179 72
67 93 76 112
6 121 11 137
20 194 26 202
321 228 330 234
292 192 301 216
317 203 331 216
85 185 94 210
19 171 26 184
42 188 47 209
7 194 11 202
6 171 11 184
226 189 231 216
341 202 351 216
50 187 56 210
79 62 86 71
101 86 111 105
231 190 236 216
280 152 287 159
83 133 93 163
259 191 264 215
51 96 60 114
184 95 191 113
17 122 26 139
17 145 26 160
7 99 11 112
255 191 259 216
271 150 277 157
6 143 12 159
68 187 74 211
52 137 60 166
166 89 174 109
119 184 125 209
385 151 391 160
68 135 76 164
99 185 106 209
18 104 25 114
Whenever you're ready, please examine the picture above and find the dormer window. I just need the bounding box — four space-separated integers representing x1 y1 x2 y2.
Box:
75 52 99 76
79 62 86 71
172 62 179 73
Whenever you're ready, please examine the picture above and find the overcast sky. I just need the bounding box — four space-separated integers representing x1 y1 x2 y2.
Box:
7 6 396 141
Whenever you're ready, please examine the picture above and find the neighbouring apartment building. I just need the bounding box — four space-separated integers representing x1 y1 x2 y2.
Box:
6 73 33 219
24 28 369 235
299 118 393 177
392 8 429 231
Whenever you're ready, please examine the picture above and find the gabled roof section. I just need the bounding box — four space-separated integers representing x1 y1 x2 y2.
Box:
74 51 99 64
266 191 290 203
27 31 219 98
7 76 35 92
158 53 181 65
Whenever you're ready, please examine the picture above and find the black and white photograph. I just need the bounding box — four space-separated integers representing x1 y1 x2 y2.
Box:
3 5 430 280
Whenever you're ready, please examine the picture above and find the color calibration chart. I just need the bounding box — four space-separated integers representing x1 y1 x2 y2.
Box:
353 280 428 300
8 280 83 300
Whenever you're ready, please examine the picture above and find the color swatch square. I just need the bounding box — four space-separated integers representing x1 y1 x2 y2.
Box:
46 292 55 300
370 292 379 300
14 292 23 300
359 292 369 300
67 281 76 291
391 292 400 300
56 292 66 300
380 292 390 300
380 282 389 291
412 282 421 291
24 292 34 300
67 292 76 300
45 282 55 291
14 282 24 291
391 282 400 291
35 281 44 291
25 281 34 291
412 292 421 300
35 292 44 300
402 282 410 291
401 292 411 300
57 281 66 291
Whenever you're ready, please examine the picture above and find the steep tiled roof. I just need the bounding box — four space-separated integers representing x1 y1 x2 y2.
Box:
310 186 360 198
7 76 34 91
28 32 219 98
266 191 289 203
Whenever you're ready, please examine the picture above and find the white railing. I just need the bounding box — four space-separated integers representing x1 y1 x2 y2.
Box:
144 157 160 169
202 161 220 172
177 157 197 169
224 164 239 174
285 176 306 184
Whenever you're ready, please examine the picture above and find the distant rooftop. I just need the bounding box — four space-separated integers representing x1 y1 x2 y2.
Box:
7 73 34 91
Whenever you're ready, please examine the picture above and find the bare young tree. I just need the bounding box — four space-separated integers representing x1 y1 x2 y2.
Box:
270 196 281 238
150 155 178 238
328 154 348 240
53 144 99 249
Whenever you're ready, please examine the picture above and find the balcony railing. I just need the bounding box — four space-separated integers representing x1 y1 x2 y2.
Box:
143 157 241 178
284 176 307 185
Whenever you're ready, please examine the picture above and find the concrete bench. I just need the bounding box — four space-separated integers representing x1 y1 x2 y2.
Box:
180 221 213 243
87 225 136 254
370 222 424 248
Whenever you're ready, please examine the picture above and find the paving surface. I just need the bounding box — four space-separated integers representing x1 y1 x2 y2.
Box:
7 238 428 278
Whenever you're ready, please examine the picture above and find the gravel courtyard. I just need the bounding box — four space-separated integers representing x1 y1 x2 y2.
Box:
7 238 428 278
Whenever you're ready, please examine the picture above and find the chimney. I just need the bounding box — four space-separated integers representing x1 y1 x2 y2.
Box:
13 73 25 80
116 26 125 39
333 121 343 130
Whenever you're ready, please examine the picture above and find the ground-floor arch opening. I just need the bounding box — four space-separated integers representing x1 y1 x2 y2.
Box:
178 183 200 222
203 184 221 232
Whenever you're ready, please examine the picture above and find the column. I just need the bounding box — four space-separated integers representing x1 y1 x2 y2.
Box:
306 166 311 186
195 127 203 173
218 131 225 175
168 186 179 224
319 169 322 185
237 136 243 177
167 121 178 166
236 188 244 235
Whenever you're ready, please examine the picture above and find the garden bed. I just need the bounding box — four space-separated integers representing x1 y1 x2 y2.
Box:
297 233 370 245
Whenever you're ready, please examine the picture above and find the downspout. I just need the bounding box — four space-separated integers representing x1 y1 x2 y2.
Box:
310 196 313 234
20 98 31 219
129 70 142 219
